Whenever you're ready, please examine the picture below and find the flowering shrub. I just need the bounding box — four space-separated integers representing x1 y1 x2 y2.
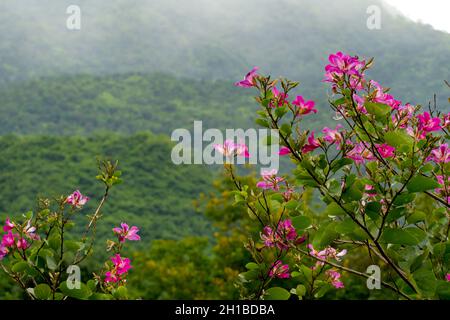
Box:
229 52 450 300
0 160 141 300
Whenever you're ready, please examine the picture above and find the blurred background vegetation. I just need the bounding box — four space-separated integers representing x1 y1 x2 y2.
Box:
0 0 449 299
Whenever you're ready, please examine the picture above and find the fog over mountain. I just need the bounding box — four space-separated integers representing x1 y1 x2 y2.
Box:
1 0 449 106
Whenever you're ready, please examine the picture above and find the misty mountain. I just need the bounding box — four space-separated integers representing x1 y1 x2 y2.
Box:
0 0 449 107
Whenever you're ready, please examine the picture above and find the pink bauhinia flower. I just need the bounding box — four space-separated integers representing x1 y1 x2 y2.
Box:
308 244 347 269
346 142 375 164
111 254 132 275
213 140 250 158
1 231 17 248
105 270 120 283
322 124 343 144
370 81 402 110
302 132 320 154
392 104 415 128
278 146 291 156
16 238 28 250
256 169 284 191
446 274 450 282
292 95 317 116
113 223 141 243
376 144 395 158
435 175 450 193
443 113 450 128
352 94 367 114
269 260 290 279
260 219 299 250
270 86 289 108
324 52 365 91
23 219 40 240
427 144 450 163
365 184 377 197
0 245 8 260
417 112 441 139
326 269 344 289
3 218 15 232
66 190 89 208
234 67 259 88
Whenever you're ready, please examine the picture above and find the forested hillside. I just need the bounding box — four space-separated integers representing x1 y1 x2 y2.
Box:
0 133 212 244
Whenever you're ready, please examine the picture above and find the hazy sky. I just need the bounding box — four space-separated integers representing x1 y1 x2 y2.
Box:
384 0 450 33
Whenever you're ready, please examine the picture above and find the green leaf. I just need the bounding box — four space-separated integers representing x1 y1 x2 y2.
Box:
245 262 259 270
112 286 128 300
330 158 353 173
406 176 440 193
365 202 381 222
59 281 92 300
265 287 290 300
385 130 414 152
46 256 57 271
291 216 311 230
393 192 416 206
314 283 333 298
364 102 391 122
294 284 306 297
335 219 357 234
323 202 346 216
380 227 427 246
407 211 426 224
275 107 288 118
34 284 52 300
413 263 437 298
255 118 270 128
436 281 450 300
12 261 29 273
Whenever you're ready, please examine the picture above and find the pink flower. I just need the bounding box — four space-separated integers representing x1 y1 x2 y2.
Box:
234 67 259 88
436 175 450 193
105 270 120 283
66 190 89 208
269 260 290 279
270 86 288 108
346 142 375 164
256 169 284 191
365 184 377 197
326 269 344 289
278 146 291 156
23 220 39 240
111 254 132 275
3 218 14 232
292 95 317 116
376 144 395 158
427 144 450 163
214 140 250 158
352 94 367 114
324 52 365 89
322 124 343 144
16 238 28 250
1 231 17 248
260 219 299 250
370 81 401 110
443 113 450 128
446 274 450 282
302 132 320 154
392 104 415 128
308 244 347 269
417 112 441 139
113 223 141 243
0 245 8 260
